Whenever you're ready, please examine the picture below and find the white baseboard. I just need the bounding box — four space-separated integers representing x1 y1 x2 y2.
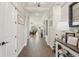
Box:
15 38 28 57
49 43 54 50
44 36 54 50
24 42 27 46
16 44 25 57
45 36 49 45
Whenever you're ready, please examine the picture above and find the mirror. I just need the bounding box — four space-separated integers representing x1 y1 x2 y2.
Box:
69 2 79 27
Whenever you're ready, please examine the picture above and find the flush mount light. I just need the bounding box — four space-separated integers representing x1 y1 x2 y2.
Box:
37 2 40 7
36 2 41 7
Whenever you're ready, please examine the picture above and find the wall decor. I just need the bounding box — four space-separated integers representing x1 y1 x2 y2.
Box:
67 36 78 46
17 15 25 25
65 32 75 43
69 2 79 27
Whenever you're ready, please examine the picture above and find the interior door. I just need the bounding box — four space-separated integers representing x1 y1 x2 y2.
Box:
0 3 4 57
0 3 17 57
4 3 17 57
0 3 8 57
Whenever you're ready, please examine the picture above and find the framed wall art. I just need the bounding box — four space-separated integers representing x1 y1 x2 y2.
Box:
65 32 75 43
69 2 79 27
17 15 25 25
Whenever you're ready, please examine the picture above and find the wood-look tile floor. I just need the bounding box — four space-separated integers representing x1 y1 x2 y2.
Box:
18 33 55 57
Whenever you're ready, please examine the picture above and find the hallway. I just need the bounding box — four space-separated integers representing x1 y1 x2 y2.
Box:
1 2 79 57
18 32 54 57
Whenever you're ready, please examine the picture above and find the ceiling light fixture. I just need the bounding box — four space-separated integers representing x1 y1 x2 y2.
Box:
38 2 40 7
36 2 41 7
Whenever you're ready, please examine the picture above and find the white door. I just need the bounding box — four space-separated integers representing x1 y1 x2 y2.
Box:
4 3 17 57
0 2 8 57
0 2 17 57
0 3 4 57
0 3 17 57
0 2 25 57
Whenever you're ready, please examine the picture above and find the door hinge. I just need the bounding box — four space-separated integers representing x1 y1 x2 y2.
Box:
0 43 1 46
15 21 16 24
15 49 17 52
15 36 16 38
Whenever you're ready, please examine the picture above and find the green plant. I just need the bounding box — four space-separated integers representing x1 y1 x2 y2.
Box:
31 26 37 33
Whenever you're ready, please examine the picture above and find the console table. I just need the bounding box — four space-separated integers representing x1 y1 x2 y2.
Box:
56 39 79 57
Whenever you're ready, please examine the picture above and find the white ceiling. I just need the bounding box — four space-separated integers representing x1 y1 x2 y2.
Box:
23 2 65 13
23 2 53 8
23 2 65 8
25 7 49 13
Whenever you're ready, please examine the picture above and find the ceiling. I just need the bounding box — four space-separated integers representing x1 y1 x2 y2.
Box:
23 2 53 8
23 2 65 8
23 2 66 13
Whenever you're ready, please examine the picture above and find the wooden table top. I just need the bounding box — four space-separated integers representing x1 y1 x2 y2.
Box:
56 39 79 54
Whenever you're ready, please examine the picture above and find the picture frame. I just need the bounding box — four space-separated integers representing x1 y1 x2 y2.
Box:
65 32 75 43
67 36 78 46
17 15 25 25
69 2 79 27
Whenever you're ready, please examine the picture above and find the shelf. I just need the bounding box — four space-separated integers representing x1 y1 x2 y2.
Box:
56 39 79 57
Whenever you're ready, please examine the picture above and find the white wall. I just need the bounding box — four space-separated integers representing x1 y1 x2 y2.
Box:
12 2 26 56
47 5 61 49
29 16 43 29
61 3 71 22
24 12 30 45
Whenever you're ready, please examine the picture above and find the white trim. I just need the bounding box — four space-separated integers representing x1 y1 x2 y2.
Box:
49 43 54 50
45 35 54 50
15 44 25 57
24 41 27 46
45 36 49 45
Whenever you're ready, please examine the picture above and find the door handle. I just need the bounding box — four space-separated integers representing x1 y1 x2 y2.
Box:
2 42 8 45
